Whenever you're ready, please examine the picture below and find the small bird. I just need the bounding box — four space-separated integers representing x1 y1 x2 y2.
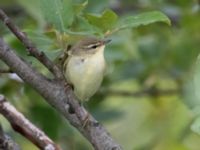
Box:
63 37 111 101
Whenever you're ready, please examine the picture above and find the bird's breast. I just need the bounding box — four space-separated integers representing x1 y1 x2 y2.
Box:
66 50 106 101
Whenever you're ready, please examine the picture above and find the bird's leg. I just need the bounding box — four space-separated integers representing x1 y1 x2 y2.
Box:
64 85 90 128
64 82 74 91
83 113 90 128
81 105 99 128
79 102 90 128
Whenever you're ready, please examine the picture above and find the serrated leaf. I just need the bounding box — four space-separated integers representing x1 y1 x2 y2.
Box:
85 9 118 33
66 16 102 36
114 11 170 32
40 0 74 32
25 30 62 60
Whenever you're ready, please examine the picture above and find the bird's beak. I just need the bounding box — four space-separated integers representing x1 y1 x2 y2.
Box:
102 39 111 45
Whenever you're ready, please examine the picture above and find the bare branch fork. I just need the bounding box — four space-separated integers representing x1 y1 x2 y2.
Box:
0 95 61 150
0 9 122 150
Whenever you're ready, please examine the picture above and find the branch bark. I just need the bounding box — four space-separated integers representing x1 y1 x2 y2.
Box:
0 95 61 150
0 9 122 150
0 9 63 79
0 124 21 150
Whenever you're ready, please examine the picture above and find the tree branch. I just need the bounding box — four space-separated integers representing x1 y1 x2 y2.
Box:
0 31 122 150
0 9 63 79
0 95 61 150
0 37 81 125
0 124 21 150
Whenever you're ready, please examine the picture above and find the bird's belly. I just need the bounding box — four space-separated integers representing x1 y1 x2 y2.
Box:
66 55 105 101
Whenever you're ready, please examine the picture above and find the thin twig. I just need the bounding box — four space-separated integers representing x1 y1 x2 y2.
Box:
0 95 62 150
0 9 64 79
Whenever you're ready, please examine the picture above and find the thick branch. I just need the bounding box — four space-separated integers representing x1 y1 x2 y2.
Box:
0 38 122 149
0 9 63 79
0 37 80 126
0 95 61 150
0 124 21 150
0 8 122 150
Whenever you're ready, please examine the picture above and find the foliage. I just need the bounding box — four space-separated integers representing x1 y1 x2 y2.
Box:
38 0 169 37
1 0 200 150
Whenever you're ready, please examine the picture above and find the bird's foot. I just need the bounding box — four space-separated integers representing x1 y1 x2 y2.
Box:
64 83 74 91
82 112 90 128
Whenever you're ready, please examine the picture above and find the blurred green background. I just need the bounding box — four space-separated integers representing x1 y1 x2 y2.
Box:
1 0 200 150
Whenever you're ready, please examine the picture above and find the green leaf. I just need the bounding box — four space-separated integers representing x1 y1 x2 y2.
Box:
40 0 74 32
85 9 118 33
16 0 45 27
26 30 53 51
73 0 88 14
192 56 200 107
66 16 102 36
115 11 171 32
191 116 200 135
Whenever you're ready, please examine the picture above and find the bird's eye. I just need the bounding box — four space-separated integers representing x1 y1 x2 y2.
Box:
91 45 98 49
86 44 99 49
83 43 101 50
